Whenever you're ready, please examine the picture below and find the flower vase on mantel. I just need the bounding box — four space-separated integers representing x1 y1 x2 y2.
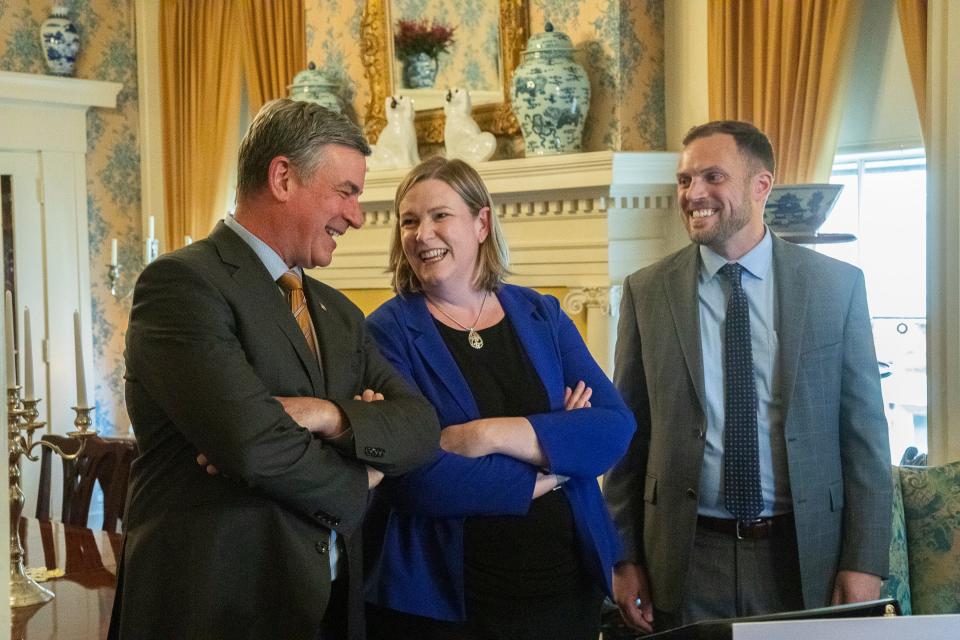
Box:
512 22 590 155
402 52 438 89
40 4 80 77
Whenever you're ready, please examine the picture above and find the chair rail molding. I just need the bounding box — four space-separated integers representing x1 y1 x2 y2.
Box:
314 151 683 373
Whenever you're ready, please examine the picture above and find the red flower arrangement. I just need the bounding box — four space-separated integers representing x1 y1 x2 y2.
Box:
393 19 456 59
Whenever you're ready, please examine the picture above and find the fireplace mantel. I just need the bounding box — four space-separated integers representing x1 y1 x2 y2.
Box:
313 150 685 371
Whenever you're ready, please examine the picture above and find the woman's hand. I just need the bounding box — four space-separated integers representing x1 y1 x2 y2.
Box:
440 420 496 457
563 380 592 410
532 472 559 498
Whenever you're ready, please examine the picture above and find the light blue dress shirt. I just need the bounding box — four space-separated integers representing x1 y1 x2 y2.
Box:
223 215 343 577
696 228 792 518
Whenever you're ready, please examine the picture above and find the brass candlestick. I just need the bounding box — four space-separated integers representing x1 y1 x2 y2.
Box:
8 387 96 607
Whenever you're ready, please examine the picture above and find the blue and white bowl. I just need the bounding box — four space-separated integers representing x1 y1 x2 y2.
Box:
764 183 843 235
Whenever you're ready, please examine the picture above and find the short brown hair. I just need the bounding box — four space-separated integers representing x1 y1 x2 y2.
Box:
389 157 510 294
236 99 370 199
683 120 775 176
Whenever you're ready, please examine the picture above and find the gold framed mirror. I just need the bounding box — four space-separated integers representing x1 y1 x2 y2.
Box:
360 0 528 145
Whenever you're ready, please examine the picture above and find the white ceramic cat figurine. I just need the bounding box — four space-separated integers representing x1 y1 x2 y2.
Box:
368 95 421 171
443 88 496 163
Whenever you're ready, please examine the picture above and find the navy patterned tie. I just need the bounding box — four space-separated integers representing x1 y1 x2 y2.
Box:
720 263 762 520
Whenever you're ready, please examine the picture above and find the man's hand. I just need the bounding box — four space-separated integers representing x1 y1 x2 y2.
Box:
366 465 384 489
274 396 347 439
354 388 384 402
613 562 655 634
563 380 593 410
196 453 218 476
831 570 881 605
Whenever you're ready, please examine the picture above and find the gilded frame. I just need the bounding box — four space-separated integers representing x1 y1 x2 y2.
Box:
360 0 528 144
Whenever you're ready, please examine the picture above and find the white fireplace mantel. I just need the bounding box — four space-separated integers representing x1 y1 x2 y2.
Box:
314 150 685 371
0 70 120 153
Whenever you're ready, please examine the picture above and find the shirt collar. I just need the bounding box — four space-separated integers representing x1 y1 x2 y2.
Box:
699 226 773 282
223 214 298 281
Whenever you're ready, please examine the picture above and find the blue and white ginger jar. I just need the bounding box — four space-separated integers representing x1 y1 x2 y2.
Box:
402 52 438 89
40 5 80 77
512 22 590 155
288 62 344 114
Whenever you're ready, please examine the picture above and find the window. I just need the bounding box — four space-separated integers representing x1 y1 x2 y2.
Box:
825 149 927 464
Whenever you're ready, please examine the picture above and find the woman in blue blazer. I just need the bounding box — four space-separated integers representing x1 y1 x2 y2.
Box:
364 157 635 640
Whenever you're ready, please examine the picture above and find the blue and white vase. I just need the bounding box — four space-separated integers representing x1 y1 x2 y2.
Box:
288 62 344 114
402 52 438 89
40 5 80 77
512 22 591 155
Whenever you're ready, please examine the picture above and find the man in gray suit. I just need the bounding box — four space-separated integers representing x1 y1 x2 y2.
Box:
604 121 891 633
109 99 439 639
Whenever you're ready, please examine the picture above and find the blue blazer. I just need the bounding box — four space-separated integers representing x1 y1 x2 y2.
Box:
364 284 636 621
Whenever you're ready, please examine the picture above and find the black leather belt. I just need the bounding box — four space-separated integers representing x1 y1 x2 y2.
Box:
696 513 794 540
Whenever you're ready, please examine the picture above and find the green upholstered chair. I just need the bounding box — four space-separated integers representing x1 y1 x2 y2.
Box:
882 460 960 615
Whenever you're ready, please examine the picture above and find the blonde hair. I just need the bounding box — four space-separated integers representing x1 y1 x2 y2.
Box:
389 157 510 294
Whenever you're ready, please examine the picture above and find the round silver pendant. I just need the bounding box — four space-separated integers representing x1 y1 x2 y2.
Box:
468 329 484 349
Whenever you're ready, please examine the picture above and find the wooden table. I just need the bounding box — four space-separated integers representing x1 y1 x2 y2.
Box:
11 517 121 640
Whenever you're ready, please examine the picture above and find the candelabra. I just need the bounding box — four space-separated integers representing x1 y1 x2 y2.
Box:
8 386 95 607
109 234 160 299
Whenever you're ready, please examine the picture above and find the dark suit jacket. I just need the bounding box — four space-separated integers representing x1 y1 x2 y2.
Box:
109 222 439 639
604 234 892 613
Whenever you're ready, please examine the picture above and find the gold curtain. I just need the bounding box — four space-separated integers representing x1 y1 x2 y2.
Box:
239 0 306 114
707 0 862 183
160 0 243 250
896 0 927 142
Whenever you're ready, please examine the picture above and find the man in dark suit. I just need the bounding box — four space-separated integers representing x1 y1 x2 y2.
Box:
604 121 891 633
109 99 440 640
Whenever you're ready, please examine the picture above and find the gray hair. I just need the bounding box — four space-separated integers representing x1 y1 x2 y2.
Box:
236 98 371 198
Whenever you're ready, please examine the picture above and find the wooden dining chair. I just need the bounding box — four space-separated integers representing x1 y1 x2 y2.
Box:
35 434 138 532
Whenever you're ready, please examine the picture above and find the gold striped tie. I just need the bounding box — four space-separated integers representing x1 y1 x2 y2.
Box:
277 270 319 359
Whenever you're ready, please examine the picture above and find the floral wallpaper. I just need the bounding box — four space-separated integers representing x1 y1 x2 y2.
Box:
391 0 500 92
530 0 665 151
0 0 140 435
0 0 664 438
305 0 665 152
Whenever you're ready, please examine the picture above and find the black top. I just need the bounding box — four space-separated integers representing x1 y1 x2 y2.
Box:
436 316 585 600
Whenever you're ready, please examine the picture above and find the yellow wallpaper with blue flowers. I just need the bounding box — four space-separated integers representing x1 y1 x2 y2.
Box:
0 0 140 434
305 0 665 152
1 0 664 435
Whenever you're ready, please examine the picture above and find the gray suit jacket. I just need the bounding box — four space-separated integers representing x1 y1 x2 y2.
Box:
604 234 891 612
109 222 439 639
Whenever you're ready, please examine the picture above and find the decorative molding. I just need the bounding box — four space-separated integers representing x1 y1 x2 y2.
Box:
0 70 121 108
322 151 682 295
563 287 611 316
608 285 623 317
360 0 527 144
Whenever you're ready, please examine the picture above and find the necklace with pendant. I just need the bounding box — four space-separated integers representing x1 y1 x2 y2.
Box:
429 290 489 349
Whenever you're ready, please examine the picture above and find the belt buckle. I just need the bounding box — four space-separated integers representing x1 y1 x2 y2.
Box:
736 518 764 540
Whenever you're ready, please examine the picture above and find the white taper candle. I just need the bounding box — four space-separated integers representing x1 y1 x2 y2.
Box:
23 306 33 398
74 310 88 406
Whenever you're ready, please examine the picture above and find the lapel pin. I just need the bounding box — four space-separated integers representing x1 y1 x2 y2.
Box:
319 302 327 312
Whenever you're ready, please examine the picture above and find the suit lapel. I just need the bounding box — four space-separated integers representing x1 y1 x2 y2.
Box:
404 294 479 421
664 245 707 411
772 235 809 422
209 223 325 395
